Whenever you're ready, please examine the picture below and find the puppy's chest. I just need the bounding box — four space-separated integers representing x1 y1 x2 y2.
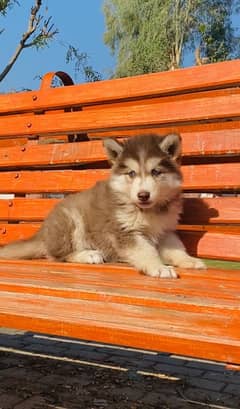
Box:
138 211 173 237
116 205 179 238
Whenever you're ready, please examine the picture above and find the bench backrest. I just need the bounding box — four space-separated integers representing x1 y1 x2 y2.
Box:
0 61 239 262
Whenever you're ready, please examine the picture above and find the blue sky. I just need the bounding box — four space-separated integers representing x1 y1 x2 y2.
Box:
0 1 239 93
0 0 115 92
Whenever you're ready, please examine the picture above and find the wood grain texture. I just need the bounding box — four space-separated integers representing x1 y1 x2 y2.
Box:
178 231 240 261
0 286 239 364
1 60 240 114
2 89 240 138
182 163 240 190
87 118 240 141
0 60 239 367
0 140 105 168
0 163 238 193
0 197 238 223
0 198 58 221
0 129 239 169
0 258 239 363
0 223 39 242
0 223 239 260
182 197 240 224
0 262 239 308
0 258 239 367
0 259 238 282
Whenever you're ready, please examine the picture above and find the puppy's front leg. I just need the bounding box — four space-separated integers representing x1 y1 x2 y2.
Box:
120 235 177 278
159 232 206 269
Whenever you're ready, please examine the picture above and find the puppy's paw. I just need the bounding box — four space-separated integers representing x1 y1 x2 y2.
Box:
66 249 104 264
145 265 178 279
85 250 105 264
177 256 206 269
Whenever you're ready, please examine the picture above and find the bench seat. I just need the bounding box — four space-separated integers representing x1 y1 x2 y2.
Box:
0 60 239 369
0 259 239 367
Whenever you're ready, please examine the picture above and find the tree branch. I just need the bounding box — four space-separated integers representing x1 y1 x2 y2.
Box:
0 0 56 83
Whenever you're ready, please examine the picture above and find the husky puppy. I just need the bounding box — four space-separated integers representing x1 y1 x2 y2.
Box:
0 133 205 278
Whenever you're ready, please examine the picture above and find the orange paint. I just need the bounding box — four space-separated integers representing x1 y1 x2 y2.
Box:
0 197 238 223
0 61 239 369
0 59 239 114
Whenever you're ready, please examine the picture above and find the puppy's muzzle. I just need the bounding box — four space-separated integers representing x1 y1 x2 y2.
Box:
137 191 150 202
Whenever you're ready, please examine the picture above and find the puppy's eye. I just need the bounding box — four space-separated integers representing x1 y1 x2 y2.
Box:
151 169 162 177
128 170 136 178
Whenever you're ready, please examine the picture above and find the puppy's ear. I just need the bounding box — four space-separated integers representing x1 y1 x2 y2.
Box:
159 133 182 161
103 138 123 164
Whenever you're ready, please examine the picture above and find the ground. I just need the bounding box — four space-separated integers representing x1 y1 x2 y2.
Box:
0 328 240 409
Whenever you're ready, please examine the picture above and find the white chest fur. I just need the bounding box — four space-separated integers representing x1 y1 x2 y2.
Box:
116 199 181 240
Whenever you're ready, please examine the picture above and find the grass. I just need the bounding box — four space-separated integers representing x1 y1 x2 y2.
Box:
203 259 240 270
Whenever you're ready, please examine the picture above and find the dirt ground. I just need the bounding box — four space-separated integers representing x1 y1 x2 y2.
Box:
0 329 239 409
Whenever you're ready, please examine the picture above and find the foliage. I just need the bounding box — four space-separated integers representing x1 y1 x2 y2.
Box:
194 0 239 63
65 45 102 82
103 0 172 76
103 0 240 77
0 0 58 82
0 1 101 85
0 0 18 16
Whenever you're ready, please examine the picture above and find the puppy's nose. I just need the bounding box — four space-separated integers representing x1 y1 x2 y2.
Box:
137 191 150 202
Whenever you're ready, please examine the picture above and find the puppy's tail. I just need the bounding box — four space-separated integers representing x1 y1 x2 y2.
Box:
0 234 46 260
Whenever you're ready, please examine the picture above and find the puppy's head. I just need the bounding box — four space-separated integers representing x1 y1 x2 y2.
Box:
103 133 182 209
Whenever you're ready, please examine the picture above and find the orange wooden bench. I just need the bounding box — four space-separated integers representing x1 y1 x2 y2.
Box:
0 60 239 370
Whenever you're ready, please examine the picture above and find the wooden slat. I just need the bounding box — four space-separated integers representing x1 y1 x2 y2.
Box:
180 129 240 156
0 263 239 308
0 223 239 260
0 128 239 169
0 198 58 221
1 60 240 115
2 90 240 138
182 163 240 190
179 225 239 234
0 257 239 363
88 118 240 140
82 87 239 110
0 138 28 147
0 289 239 364
0 163 238 194
0 169 108 193
179 231 240 261
0 61 239 368
0 197 238 223
182 197 240 224
0 140 105 168
0 223 39 242
0 259 238 283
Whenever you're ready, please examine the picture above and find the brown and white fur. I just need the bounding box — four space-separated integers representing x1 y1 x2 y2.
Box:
0 133 205 278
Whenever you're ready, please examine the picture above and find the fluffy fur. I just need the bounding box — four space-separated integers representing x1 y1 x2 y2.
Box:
0 133 205 278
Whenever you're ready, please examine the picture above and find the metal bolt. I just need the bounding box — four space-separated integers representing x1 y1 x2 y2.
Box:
27 123 32 128
32 95 37 101
8 201 13 207
1 228 6 234
21 147 26 152
14 173 19 179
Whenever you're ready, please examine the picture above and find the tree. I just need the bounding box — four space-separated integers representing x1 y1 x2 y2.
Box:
0 0 58 82
104 0 169 76
194 0 239 64
0 1 102 85
65 45 102 82
103 0 240 77
163 0 198 70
